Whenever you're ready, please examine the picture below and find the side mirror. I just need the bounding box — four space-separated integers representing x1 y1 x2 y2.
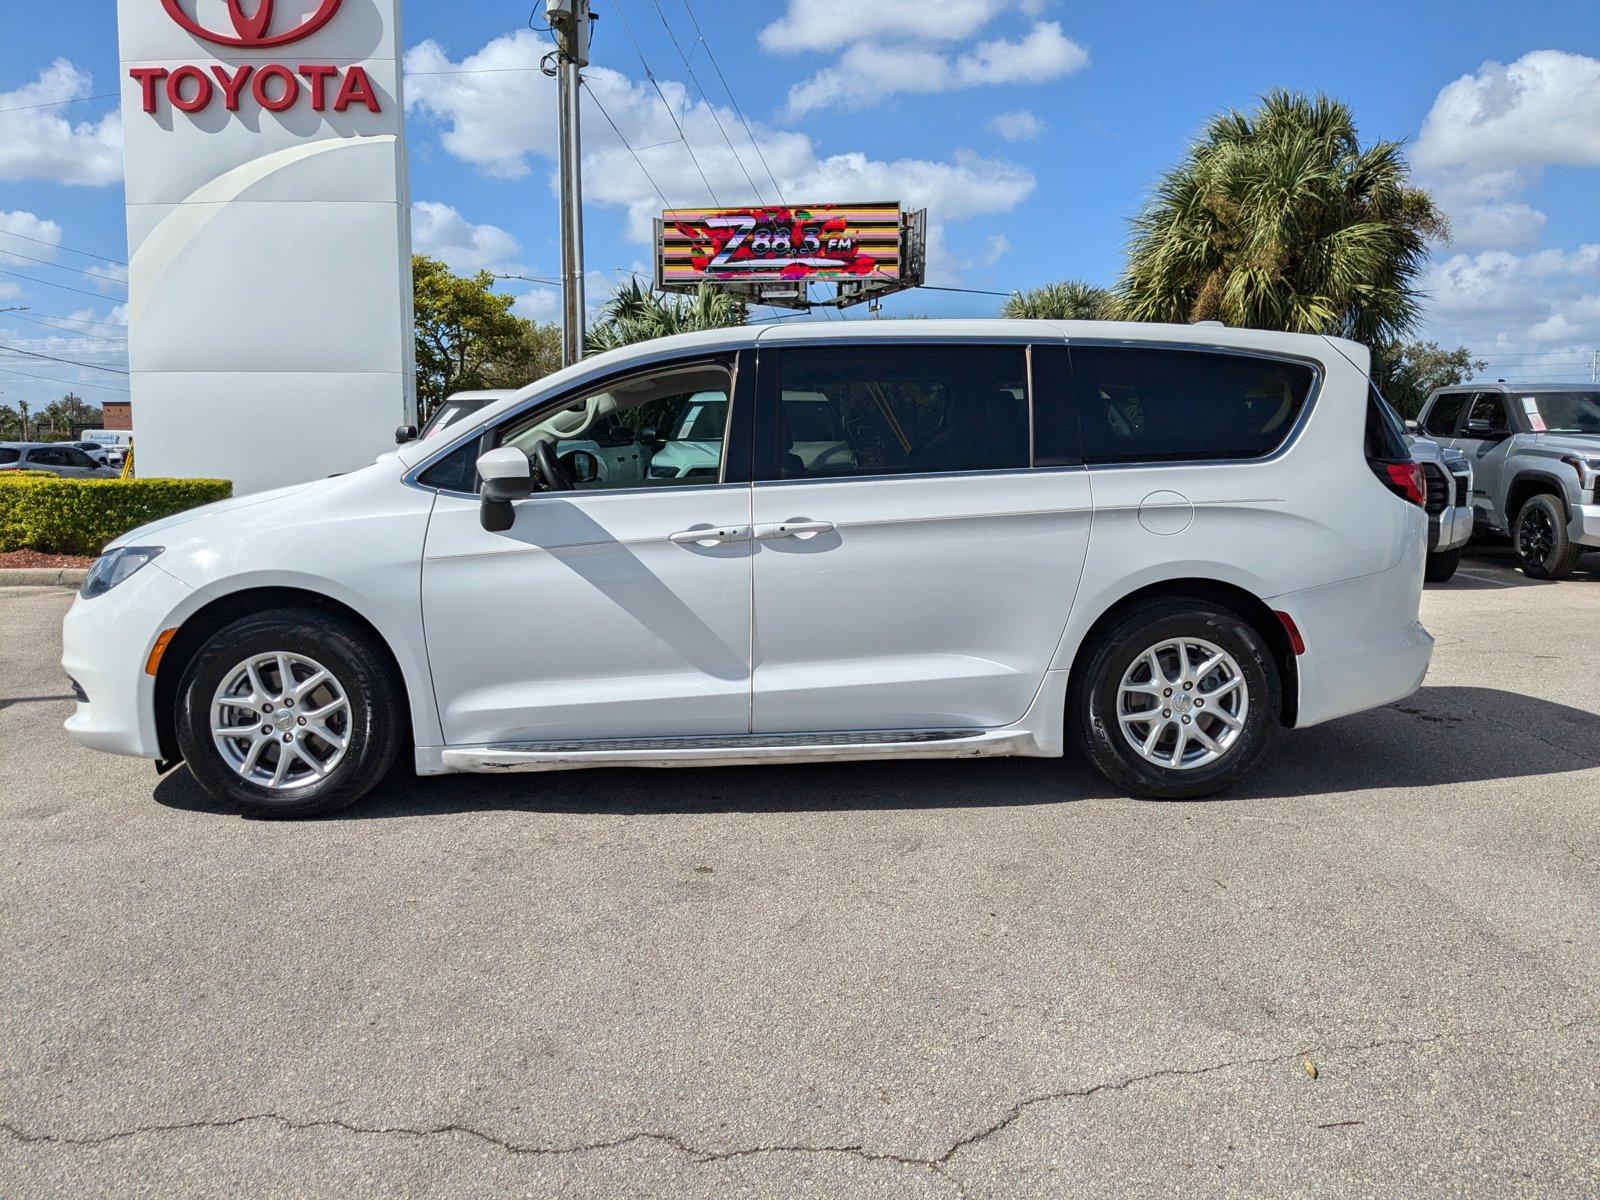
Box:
395 424 419 444
1464 419 1506 439
477 446 532 532
1404 419 1420 434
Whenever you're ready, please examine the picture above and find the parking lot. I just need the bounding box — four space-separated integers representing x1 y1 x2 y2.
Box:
2 547 1597 1198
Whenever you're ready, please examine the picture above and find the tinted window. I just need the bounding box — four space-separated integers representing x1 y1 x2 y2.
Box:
28 448 66 466
500 363 733 489
62 448 96 468
1031 345 1081 467
1366 384 1412 462
1464 393 1510 436
1071 347 1315 464
0 448 18 465
1422 392 1467 437
762 345 1028 480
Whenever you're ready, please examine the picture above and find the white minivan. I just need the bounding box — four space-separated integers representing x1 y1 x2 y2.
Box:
62 321 1434 817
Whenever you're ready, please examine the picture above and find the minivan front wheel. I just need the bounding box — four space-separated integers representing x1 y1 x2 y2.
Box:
175 608 404 818
1071 599 1279 800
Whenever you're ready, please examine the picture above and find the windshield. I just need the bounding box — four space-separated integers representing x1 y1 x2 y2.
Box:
423 400 485 439
1523 392 1600 435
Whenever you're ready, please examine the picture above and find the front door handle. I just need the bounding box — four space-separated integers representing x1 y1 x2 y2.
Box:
754 520 836 540
668 525 750 545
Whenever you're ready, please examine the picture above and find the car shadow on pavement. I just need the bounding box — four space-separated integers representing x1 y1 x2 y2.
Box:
1437 543 1600 590
151 685 1600 819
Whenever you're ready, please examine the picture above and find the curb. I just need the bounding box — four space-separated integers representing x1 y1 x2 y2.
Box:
0 568 88 588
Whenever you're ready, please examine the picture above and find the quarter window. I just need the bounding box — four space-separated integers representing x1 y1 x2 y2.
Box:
1069 347 1316 464
760 344 1029 480
1421 392 1468 437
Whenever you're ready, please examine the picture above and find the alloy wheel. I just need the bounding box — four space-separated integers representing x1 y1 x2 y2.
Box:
1116 637 1250 771
210 652 352 790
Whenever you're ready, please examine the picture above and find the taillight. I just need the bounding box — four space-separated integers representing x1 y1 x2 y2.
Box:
1374 460 1426 507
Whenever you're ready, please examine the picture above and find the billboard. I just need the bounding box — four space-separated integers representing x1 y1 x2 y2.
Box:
658 203 905 285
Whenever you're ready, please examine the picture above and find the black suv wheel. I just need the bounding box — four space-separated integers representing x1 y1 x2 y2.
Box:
1070 599 1280 800
1513 494 1582 580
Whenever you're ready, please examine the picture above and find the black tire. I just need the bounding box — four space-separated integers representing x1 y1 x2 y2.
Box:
1424 546 1463 583
1513 494 1581 580
1069 599 1280 800
175 608 404 818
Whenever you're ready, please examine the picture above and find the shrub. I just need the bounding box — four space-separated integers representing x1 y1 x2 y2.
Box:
0 476 233 557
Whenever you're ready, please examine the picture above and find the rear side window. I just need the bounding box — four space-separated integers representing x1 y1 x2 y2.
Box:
760 344 1029 480
1069 347 1316 464
0 448 18 464
1366 384 1412 462
1421 392 1467 437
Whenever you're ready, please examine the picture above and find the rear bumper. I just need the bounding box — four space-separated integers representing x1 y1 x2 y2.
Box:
1430 503 1474 553
1271 539 1433 729
62 563 198 759
1570 502 1600 549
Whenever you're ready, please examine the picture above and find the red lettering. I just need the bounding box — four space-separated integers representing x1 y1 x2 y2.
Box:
297 64 339 112
333 65 382 114
166 65 214 114
129 67 168 114
251 64 301 113
209 64 254 112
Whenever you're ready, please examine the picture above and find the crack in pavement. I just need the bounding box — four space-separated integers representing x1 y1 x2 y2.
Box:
4 1012 1595 1191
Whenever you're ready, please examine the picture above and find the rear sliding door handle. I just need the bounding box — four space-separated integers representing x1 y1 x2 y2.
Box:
668 525 751 545
754 520 836 540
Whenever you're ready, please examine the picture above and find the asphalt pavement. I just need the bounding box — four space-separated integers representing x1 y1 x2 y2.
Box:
2 546 1597 1197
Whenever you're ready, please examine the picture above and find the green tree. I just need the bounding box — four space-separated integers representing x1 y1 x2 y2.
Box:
586 278 747 354
1001 281 1113 320
1372 340 1487 419
483 319 563 392
1116 90 1447 344
412 255 539 420
41 392 101 435
0 403 21 440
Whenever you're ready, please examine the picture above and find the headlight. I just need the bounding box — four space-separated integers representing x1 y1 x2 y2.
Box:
81 546 164 599
1561 455 1600 489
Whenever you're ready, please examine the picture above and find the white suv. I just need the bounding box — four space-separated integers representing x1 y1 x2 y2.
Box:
61 321 1434 817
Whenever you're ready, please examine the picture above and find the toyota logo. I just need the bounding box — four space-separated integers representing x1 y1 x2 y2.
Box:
161 0 344 49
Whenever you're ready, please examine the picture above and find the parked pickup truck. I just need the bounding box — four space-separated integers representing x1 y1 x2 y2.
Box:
1406 435 1474 582
1413 383 1600 579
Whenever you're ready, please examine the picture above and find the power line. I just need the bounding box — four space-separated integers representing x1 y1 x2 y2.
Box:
8 309 128 333
0 365 130 395
0 228 128 267
0 92 118 116
676 0 786 207
0 267 124 302
611 0 720 204
583 78 673 209
0 342 130 375
648 0 766 204
1 312 127 344
0 247 128 288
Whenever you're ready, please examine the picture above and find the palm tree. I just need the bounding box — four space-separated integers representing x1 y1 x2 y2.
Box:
1116 90 1446 344
1001 281 1113 321
586 279 748 354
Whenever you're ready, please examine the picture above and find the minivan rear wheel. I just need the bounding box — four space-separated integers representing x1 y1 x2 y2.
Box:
1070 599 1279 800
175 608 404 818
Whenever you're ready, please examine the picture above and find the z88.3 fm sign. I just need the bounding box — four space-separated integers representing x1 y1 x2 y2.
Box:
659 204 904 285
130 0 383 115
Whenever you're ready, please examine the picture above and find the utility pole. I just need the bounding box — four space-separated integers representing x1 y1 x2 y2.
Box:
546 0 594 368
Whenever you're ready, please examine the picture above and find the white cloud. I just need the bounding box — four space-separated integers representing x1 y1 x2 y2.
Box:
0 211 64 263
411 201 525 274
1421 245 1600 357
1415 51 1600 173
760 0 1002 53
0 60 122 187
782 21 1086 116
987 108 1045 142
406 32 1037 280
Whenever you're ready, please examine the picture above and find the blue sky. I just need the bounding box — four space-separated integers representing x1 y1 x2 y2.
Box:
2 0 1598 414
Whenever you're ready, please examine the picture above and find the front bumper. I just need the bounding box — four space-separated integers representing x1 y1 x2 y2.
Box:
1570 501 1600 549
1430 503 1474 553
62 562 199 759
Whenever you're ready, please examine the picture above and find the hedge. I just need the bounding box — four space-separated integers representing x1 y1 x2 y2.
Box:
0 476 233 556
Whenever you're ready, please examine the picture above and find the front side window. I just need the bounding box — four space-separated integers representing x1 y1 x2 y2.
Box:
499 362 733 490
761 344 1029 480
1422 392 1468 437
28 448 66 466
1520 391 1600 435
0 448 18 465
1071 347 1316 464
1464 393 1510 437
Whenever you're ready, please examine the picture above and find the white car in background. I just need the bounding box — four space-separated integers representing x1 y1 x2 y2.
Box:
61 320 1433 818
